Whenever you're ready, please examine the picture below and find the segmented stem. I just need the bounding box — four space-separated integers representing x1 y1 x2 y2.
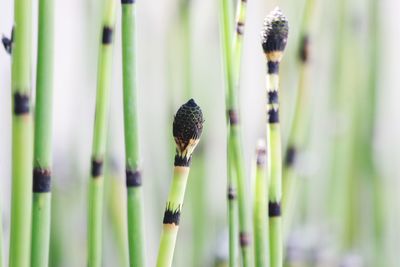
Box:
31 0 55 265
156 165 190 267
219 0 239 265
9 0 33 265
88 1 116 266
253 141 268 267
282 0 315 241
121 0 146 266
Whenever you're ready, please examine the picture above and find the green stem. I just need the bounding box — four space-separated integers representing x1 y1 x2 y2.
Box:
121 1 146 266
253 142 268 267
9 0 33 265
88 0 116 266
267 70 283 267
219 0 239 266
31 0 55 265
156 166 191 267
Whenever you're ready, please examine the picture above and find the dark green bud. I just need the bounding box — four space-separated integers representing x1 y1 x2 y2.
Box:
261 7 289 54
173 99 204 153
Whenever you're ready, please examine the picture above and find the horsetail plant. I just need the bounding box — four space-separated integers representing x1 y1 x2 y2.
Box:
219 0 239 265
261 7 289 267
253 140 268 267
121 0 146 265
9 0 34 265
31 0 55 265
282 0 315 241
156 99 204 267
231 0 253 265
220 0 252 264
87 0 116 266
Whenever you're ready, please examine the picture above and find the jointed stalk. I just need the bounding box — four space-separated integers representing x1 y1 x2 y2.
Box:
219 0 239 265
9 0 34 265
87 0 116 266
31 0 55 265
121 1 146 266
156 99 204 267
261 8 289 267
282 0 315 240
220 0 252 264
253 141 268 267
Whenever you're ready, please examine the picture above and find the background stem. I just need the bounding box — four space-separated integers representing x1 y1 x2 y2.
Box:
121 1 146 266
87 0 116 266
9 0 34 265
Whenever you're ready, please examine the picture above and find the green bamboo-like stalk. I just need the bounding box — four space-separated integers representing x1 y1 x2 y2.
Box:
220 0 252 264
282 0 315 240
219 0 239 265
253 141 268 267
261 7 289 267
87 0 116 266
120 1 146 266
9 0 34 265
156 99 204 267
31 0 55 265
231 1 253 265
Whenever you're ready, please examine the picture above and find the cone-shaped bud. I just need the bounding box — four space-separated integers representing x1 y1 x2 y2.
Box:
173 99 204 157
261 7 289 57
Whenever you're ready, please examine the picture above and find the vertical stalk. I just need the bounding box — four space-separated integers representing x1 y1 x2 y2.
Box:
0 202 2 267
282 0 316 240
31 0 55 265
156 99 204 267
261 8 289 267
121 0 146 266
219 0 239 266
9 0 33 265
87 0 116 266
231 0 252 265
253 141 268 267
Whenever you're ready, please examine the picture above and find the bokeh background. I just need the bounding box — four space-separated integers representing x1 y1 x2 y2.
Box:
1 0 400 266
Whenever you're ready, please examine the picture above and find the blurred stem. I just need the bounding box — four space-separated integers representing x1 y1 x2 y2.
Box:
9 0 34 265
121 1 146 266
253 144 268 267
105 162 129 267
0 202 2 267
31 0 55 265
282 0 316 242
88 0 116 266
219 0 239 266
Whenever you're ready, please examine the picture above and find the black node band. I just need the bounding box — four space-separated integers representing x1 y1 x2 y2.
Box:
267 61 280 74
285 146 297 167
269 201 281 217
126 169 142 187
227 187 237 200
299 35 309 63
267 91 279 104
121 0 134 3
268 109 279 123
33 168 51 193
174 155 191 167
91 159 103 178
236 22 244 35
102 27 113 44
240 232 251 247
228 109 239 125
14 93 30 115
163 205 181 225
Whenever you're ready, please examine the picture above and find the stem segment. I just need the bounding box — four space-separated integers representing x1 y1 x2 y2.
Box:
88 1 116 266
31 0 55 265
253 141 268 267
9 0 33 265
121 1 146 266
